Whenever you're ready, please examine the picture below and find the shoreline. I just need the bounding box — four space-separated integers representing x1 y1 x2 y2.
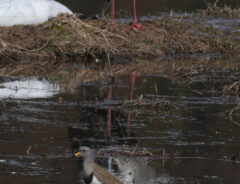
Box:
0 5 240 85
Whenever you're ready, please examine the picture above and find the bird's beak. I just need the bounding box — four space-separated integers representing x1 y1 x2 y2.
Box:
74 152 81 157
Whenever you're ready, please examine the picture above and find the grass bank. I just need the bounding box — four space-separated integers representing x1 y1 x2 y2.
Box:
0 4 240 85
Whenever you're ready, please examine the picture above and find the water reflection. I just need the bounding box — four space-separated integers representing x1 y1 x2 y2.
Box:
1 70 240 184
0 78 59 99
113 156 157 184
107 86 112 137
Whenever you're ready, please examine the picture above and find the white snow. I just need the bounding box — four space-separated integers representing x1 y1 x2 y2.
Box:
0 0 73 26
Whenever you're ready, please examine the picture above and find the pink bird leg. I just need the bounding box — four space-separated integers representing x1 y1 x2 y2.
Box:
107 87 112 136
130 0 142 29
110 0 142 29
129 72 136 100
111 0 115 28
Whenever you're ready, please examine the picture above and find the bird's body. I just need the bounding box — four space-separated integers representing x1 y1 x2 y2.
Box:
0 0 72 26
94 163 123 184
75 146 123 184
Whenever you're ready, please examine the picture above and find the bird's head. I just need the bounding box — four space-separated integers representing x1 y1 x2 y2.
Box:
74 146 94 159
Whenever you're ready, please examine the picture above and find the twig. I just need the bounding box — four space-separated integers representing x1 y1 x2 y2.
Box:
26 145 32 155
229 104 240 127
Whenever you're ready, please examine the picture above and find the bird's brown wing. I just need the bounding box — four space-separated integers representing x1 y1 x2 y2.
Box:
94 163 123 184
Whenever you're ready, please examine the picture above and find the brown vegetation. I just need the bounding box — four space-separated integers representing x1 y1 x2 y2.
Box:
0 13 239 62
0 4 240 84
199 0 240 18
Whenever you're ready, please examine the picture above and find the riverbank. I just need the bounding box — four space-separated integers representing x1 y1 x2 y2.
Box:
0 4 240 86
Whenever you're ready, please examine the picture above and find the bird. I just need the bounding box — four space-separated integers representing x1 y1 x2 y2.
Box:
74 146 123 184
0 0 72 26
108 0 142 29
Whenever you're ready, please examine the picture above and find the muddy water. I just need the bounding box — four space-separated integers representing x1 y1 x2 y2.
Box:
59 0 240 16
0 71 240 184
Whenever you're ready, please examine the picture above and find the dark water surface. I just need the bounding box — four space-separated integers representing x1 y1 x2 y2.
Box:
59 0 240 16
0 71 240 184
0 0 240 184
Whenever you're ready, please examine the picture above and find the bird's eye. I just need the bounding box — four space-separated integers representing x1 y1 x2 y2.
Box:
82 150 86 152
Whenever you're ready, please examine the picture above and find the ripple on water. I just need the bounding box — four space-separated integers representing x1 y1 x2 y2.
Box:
0 72 240 184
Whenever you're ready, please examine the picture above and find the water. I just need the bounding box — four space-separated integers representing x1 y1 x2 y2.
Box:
1 1 240 183
59 0 240 16
0 71 240 184
0 78 59 99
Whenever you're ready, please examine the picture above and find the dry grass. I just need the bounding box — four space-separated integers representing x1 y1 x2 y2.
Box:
0 7 240 84
199 0 240 18
97 146 181 160
0 14 127 61
223 80 240 96
0 11 239 63
218 103 240 127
